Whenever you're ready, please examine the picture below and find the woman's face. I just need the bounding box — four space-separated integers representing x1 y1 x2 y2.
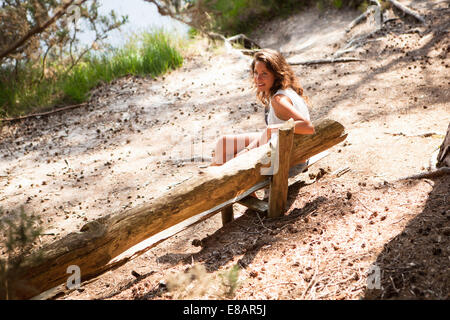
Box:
253 60 275 94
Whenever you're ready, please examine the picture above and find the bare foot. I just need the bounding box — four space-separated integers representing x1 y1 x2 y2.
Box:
209 162 221 167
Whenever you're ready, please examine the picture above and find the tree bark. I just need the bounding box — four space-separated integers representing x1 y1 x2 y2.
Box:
10 118 346 299
437 122 450 168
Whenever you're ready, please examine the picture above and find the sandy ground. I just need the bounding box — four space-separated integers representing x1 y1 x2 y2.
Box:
0 0 449 300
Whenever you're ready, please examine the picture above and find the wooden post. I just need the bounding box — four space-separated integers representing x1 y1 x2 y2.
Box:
221 205 234 225
268 119 295 218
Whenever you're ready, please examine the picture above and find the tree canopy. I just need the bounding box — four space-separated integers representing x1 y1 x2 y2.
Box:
0 0 127 71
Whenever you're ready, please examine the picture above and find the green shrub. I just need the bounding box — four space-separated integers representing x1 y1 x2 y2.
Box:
333 0 344 9
219 264 241 297
0 30 183 118
60 30 184 105
188 27 200 39
202 0 367 35
0 206 42 300
164 263 241 299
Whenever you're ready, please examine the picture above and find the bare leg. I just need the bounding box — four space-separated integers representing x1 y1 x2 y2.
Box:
210 132 262 166
210 130 272 198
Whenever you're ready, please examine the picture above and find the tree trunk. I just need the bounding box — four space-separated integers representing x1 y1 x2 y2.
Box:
9 118 346 299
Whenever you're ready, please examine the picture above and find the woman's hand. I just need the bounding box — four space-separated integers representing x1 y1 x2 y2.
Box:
236 146 251 157
265 124 282 141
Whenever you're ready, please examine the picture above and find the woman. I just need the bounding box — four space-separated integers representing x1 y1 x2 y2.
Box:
210 48 314 166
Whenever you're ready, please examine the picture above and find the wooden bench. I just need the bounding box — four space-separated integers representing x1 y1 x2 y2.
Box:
13 118 346 299
220 119 330 225
227 149 329 221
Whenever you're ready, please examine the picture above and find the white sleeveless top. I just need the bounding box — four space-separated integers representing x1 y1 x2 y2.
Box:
267 88 310 125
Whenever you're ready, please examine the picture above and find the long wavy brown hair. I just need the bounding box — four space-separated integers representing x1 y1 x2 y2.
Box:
250 48 310 107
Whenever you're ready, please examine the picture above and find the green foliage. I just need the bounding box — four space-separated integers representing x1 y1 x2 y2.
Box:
187 27 200 39
0 30 183 117
0 0 128 64
355 0 388 12
163 263 241 299
196 0 366 35
0 63 61 118
0 208 42 253
333 0 344 9
205 0 292 35
62 30 183 103
219 263 241 297
358 0 370 12
0 206 42 300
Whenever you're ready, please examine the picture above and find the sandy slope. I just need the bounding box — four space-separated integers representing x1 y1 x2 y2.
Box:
0 1 449 300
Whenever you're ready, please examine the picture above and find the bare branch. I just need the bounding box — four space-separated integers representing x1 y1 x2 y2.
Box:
289 57 364 66
388 0 426 24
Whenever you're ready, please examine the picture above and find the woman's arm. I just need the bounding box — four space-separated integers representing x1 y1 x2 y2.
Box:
237 94 314 157
271 94 315 135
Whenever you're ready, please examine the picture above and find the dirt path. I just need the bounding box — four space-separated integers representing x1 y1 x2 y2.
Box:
1 1 449 300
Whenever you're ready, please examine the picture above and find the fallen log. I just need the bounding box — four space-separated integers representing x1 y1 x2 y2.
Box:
346 0 383 34
346 8 373 33
289 57 363 66
226 34 261 49
9 118 346 299
1 103 88 123
388 0 426 24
